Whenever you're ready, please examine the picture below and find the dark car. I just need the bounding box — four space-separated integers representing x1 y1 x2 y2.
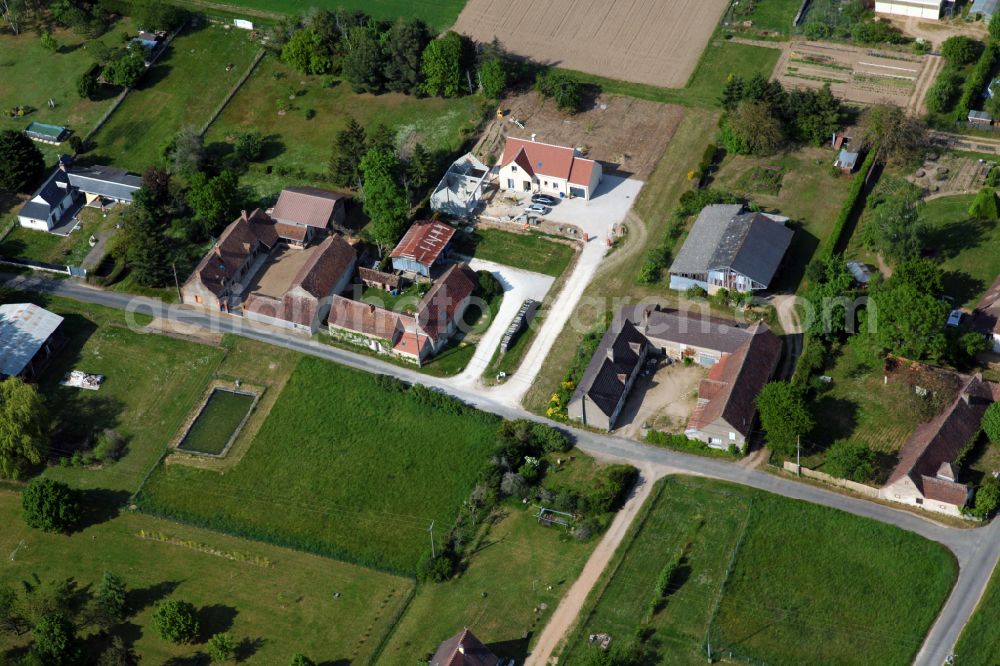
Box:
531 194 559 206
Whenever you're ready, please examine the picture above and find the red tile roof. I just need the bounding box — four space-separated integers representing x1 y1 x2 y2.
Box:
291 235 355 298
686 322 782 437
271 186 346 229
886 374 995 507
275 222 309 242
417 263 478 341
393 331 431 359
328 295 411 341
500 137 597 186
390 220 456 268
429 629 498 666
189 209 277 297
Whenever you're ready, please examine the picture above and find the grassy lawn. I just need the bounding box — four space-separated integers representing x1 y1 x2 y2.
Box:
0 206 121 265
159 0 466 30
563 476 957 666
378 504 594 664
564 40 781 109
205 53 484 201
179 389 255 455
0 292 224 494
89 21 259 171
0 490 411 664
731 0 802 34
714 147 854 293
454 228 575 278
135 356 501 573
955 558 1000 665
0 21 135 164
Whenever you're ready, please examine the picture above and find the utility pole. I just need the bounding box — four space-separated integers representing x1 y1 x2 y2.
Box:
172 262 182 302
796 435 801 474
428 521 435 558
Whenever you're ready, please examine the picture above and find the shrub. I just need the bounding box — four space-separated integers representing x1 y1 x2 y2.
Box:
233 130 263 163
535 70 582 112
93 429 125 462
31 614 78 664
151 600 199 644
983 402 1000 444
476 269 503 301
207 632 236 662
965 476 1000 520
21 478 79 533
532 423 572 453
824 440 876 482
685 285 707 300
941 36 981 66
290 655 316 666
925 69 962 114
969 188 999 220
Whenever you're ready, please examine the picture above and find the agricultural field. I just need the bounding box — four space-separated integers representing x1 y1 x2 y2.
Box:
453 229 575 278
713 146 854 292
0 20 135 164
204 54 484 201
562 476 957 665
775 41 933 112
135 356 501 573
88 21 260 171
0 490 411 664
954 559 1000 665
454 0 731 88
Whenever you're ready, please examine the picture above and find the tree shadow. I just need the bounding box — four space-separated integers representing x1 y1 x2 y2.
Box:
198 604 238 642
58 42 83 55
488 633 531 663
135 61 173 90
809 396 859 448
942 270 984 308
260 134 285 161
70 488 130 533
126 580 182 617
872 451 899 486
163 653 207 666
316 660 351 666
235 636 266 662
923 218 990 261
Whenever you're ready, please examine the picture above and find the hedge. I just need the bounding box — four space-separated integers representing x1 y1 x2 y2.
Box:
816 149 878 260
957 41 1000 119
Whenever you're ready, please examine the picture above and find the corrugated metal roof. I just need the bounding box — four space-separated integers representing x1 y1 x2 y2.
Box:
0 304 63 377
971 0 999 18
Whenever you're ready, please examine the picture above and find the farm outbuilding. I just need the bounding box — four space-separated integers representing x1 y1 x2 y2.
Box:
875 0 943 19
389 220 456 277
970 0 999 20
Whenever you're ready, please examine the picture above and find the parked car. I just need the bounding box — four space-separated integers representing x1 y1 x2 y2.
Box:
947 309 963 328
531 194 559 206
525 203 550 215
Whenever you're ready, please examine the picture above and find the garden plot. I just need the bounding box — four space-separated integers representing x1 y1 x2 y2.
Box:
176 385 259 456
453 0 730 88
775 41 931 107
909 154 992 197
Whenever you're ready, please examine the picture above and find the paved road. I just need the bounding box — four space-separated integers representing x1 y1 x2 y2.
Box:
5 273 997 665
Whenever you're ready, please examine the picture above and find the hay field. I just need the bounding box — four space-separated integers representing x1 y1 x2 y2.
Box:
454 0 730 88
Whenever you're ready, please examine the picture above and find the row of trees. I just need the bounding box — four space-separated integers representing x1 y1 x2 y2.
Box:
719 74 841 156
274 9 509 100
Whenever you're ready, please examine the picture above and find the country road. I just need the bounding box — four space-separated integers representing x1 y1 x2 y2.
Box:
4 272 999 666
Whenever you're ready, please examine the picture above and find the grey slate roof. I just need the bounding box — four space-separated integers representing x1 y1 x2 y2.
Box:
18 201 53 222
637 306 754 354
669 205 793 288
18 168 71 221
0 303 63 377
67 165 141 202
572 316 648 418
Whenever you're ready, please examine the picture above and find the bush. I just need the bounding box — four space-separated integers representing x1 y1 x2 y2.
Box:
969 188 999 220
535 70 582 112
21 478 79 533
983 402 1000 444
151 600 199 644
233 130 263 163
965 476 1000 520
685 285 707 300
941 36 981 66
926 69 962 114
532 423 572 453
207 632 236 662
416 551 455 582
824 440 876 482
589 465 638 513
957 42 1000 119
31 614 78 664
476 269 503 301
93 429 125 462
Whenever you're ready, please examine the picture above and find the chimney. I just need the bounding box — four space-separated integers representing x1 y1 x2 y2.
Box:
629 341 641 354
241 209 248 221
369 303 376 313
606 346 614 362
617 373 627 384
214 245 222 258
457 644 466 655
962 391 971 405
530 133 536 142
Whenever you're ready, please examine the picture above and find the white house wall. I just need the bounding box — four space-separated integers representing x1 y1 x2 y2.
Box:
874 1 942 19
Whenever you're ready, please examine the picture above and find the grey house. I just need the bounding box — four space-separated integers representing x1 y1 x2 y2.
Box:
668 204 793 294
567 317 652 431
430 153 490 219
18 160 141 234
67 165 141 207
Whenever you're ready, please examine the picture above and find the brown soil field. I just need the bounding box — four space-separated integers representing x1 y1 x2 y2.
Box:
775 41 932 109
453 0 730 88
473 90 686 180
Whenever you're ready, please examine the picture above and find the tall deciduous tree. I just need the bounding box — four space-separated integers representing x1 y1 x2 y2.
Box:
186 170 241 235
151 599 199 644
0 378 48 480
281 28 332 75
103 48 146 88
0 129 44 193
723 101 784 156
421 31 464 98
756 381 814 458
21 479 79 533
478 57 506 99
30 613 78 665
867 259 949 361
341 25 385 93
166 127 204 175
862 190 925 264
360 148 408 255
860 103 928 165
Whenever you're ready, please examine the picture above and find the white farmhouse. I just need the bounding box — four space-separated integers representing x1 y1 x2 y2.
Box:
874 0 944 20
496 137 602 201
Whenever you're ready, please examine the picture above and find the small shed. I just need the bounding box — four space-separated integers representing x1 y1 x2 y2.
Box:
359 267 401 292
846 261 872 285
24 122 69 145
389 220 456 277
969 110 993 125
835 149 860 173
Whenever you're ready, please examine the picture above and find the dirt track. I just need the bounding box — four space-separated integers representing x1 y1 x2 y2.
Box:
454 0 730 88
